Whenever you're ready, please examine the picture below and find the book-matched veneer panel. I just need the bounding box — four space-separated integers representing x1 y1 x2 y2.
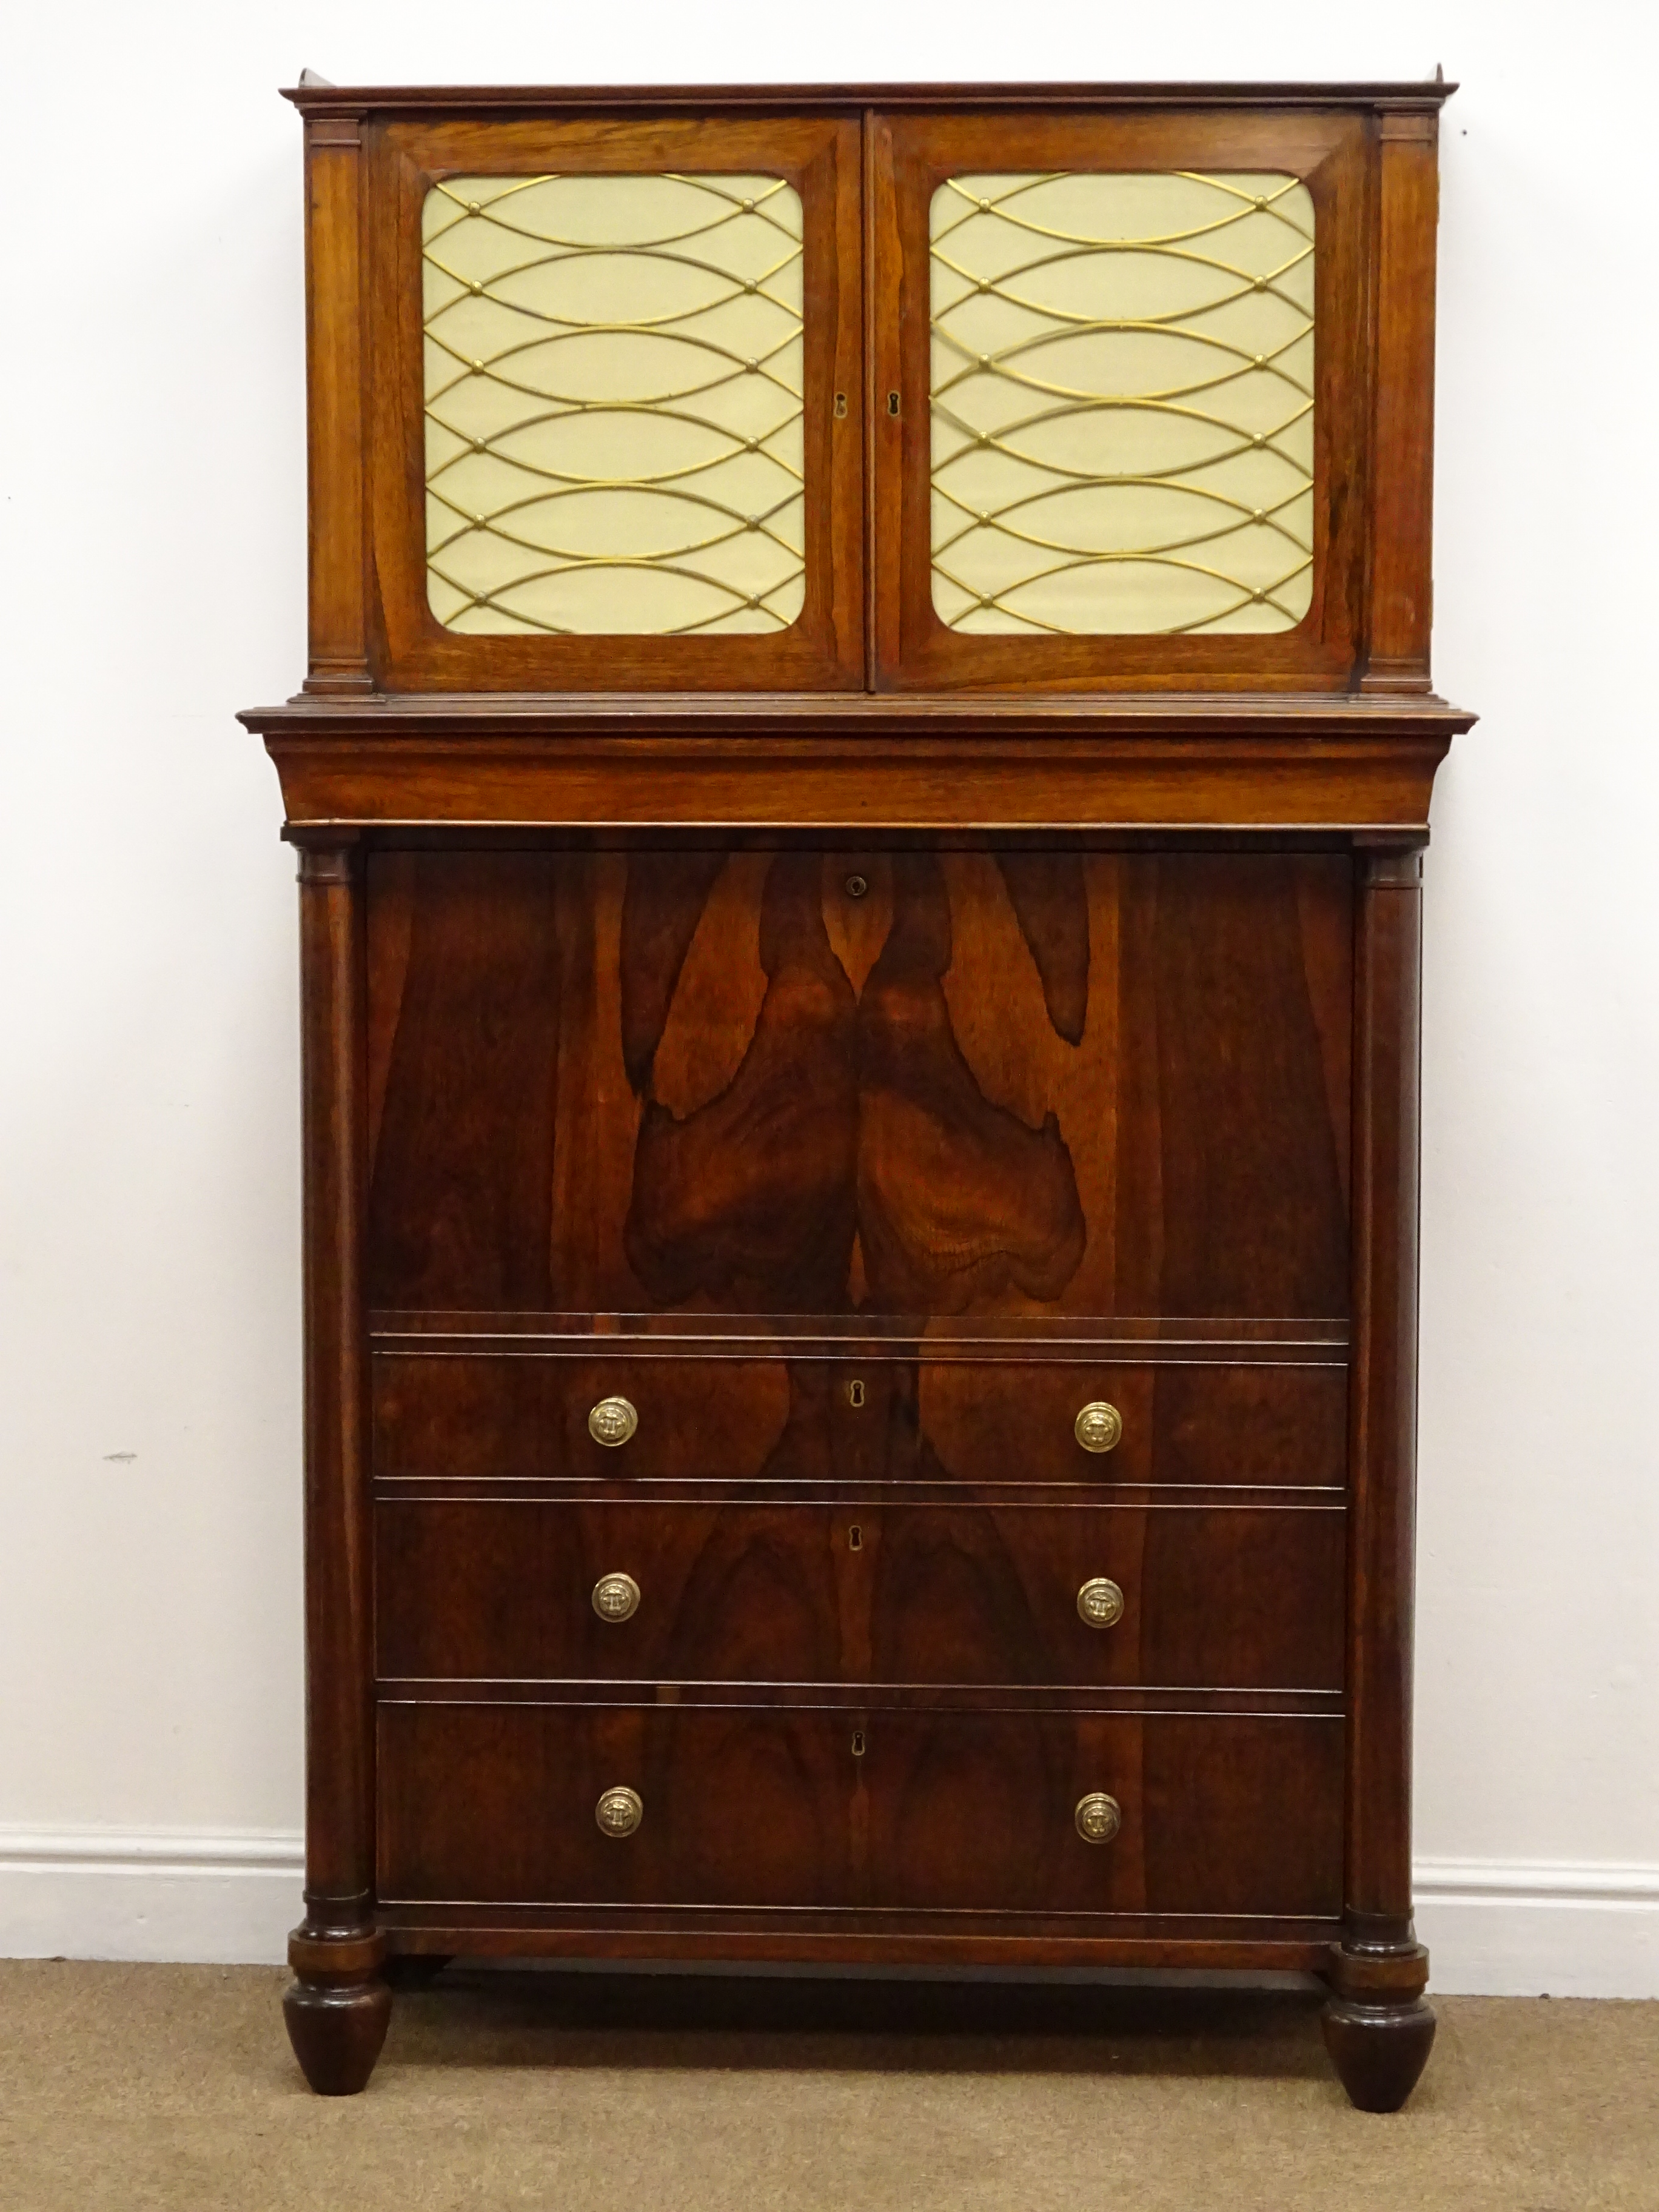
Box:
375 1497 1346 1689
370 1351 1347 1490
377 1701 1343 1916
362 845 1352 1317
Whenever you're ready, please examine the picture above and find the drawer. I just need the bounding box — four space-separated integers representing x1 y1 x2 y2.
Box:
376 1500 1345 1688
373 1351 1347 1489
372 1355 796 1481
377 1701 1343 1917
918 1359 1347 1488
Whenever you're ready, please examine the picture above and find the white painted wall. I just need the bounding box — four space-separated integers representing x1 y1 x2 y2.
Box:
2 1 1655 1993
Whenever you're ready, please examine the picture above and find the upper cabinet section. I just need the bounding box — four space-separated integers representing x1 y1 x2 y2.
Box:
291 83 1449 697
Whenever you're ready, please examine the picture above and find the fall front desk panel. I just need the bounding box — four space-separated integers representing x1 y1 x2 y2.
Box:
366 843 1354 1927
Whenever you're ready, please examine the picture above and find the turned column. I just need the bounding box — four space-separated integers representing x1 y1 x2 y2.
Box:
281 833 389 2094
1323 838 1434 2111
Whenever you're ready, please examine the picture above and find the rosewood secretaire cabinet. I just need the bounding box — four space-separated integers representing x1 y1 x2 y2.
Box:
241 75 1473 2111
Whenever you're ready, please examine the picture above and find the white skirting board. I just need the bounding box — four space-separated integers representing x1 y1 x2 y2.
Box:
1 1831 1655 1995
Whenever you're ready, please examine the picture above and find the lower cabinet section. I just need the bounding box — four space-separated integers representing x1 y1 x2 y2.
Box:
377 1702 1343 1919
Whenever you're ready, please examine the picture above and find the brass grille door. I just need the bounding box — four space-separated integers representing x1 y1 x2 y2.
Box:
371 116 863 689
870 109 1372 691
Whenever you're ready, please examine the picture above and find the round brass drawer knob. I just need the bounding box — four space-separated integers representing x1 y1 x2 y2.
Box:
1077 1576 1125 1629
592 1572 641 1623
1074 1401 1123 1454
588 1395 638 1447
1075 1791 1122 1846
595 1785 643 1838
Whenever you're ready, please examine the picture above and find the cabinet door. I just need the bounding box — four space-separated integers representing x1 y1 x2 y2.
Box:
868 109 1372 691
367 115 863 690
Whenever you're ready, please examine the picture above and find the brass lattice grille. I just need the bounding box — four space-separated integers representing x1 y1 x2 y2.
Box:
930 171 1315 637
423 173 805 636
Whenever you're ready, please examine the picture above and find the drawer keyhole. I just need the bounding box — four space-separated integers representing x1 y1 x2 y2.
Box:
847 1378 866 1409
851 1730 866 1758
848 1524 862 1551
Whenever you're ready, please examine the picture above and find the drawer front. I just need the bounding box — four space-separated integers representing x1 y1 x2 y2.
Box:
376 1500 1344 1689
373 1355 796 1482
374 1352 1347 1489
377 1702 1342 1917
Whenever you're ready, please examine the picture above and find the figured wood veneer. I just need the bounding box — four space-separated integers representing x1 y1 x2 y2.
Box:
257 77 1464 2113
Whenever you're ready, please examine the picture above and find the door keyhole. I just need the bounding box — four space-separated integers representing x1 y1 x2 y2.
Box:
848 1524 862 1551
851 1730 866 1758
847 1378 866 1409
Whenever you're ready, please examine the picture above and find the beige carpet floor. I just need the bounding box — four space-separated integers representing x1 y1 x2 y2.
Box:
1 1961 1654 2211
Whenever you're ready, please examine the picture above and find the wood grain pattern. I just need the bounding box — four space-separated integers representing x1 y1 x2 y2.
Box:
377 1702 1342 1916
263 78 1459 2107
1362 115 1441 693
1113 853 1351 1316
375 1497 1346 1688
282 837 390 2092
250 695 1465 838
300 121 372 695
371 1352 1347 1490
363 846 1351 1318
1344 843 1426 1950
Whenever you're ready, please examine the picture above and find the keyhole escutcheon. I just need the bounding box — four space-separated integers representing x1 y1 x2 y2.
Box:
847 1378 866 1408
851 1730 867 1758
848 1524 862 1551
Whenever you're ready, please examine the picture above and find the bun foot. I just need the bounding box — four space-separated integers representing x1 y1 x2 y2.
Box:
1321 1994 1436 2113
283 1922 391 2095
283 1973 391 2095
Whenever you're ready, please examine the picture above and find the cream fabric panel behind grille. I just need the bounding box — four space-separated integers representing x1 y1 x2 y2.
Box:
930 171 1315 637
424 174 805 636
